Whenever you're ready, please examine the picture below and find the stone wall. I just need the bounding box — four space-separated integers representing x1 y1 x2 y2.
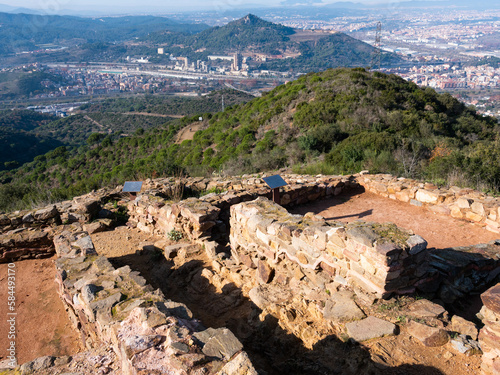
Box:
426 243 500 303
127 174 354 245
229 197 429 298
53 229 257 375
480 283 500 375
228 197 500 302
0 228 55 263
0 193 107 235
358 174 500 234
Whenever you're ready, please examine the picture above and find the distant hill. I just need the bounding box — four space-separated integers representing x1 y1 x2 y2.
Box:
0 12 209 54
2 68 499 212
149 14 401 72
189 14 295 52
0 110 62 170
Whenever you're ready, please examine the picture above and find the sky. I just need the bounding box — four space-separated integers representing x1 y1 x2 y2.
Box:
1 0 392 13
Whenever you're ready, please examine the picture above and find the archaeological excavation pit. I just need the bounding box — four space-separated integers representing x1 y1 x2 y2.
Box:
1 173 500 374
0 241 81 366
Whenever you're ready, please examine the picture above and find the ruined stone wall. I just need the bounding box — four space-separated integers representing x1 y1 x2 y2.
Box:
229 197 500 303
229 197 429 298
0 229 55 263
52 229 257 375
426 243 500 303
358 174 500 234
480 283 500 375
0 193 107 235
127 174 354 244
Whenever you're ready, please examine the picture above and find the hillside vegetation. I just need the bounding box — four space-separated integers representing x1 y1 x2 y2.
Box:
0 12 208 54
147 14 401 72
0 89 251 171
1 68 499 211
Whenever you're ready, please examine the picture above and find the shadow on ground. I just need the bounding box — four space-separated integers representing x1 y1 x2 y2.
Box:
108 248 445 375
288 186 372 221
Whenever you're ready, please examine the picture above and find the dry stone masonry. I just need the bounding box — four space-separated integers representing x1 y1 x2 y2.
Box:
229 197 429 299
52 228 257 375
359 173 500 234
479 284 500 375
2 172 500 374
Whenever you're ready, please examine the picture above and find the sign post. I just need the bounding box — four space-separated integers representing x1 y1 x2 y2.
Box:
123 181 143 200
262 175 287 205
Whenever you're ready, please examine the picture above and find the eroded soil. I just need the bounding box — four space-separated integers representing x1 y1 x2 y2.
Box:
0 257 82 366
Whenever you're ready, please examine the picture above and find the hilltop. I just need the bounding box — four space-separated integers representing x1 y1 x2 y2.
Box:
1 68 499 212
148 14 401 72
189 14 295 53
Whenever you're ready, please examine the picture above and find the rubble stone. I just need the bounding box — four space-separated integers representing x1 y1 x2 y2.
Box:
345 316 396 342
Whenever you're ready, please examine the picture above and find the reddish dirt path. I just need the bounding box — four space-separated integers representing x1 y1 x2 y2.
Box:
175 123 203 144
0 257 82 365
290 188 499 249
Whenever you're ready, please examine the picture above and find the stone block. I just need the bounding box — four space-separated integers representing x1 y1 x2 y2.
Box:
450 206 463 219
375 242 402 258
471 201 486 216
343 248 360 262
450 335 482 356
407 320 449 347
456 198 473 209
257 260 273 284
359 254 376 275
416 189 440 204
346 226 378 247
323 291 365 322
465 211 484 222
347 270 386 296
450 315 478 340
481 284 500 315
345 316 396 342
216 352 258 375
34 205 59 221
407 235 428 255
407 299 446 319
395 190 411 202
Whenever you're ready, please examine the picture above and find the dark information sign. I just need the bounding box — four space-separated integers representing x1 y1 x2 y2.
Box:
123 181 143 193
262 175 287 189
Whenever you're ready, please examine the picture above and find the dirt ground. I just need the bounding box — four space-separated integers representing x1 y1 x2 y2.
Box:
175 122 203 144
0 257 82 366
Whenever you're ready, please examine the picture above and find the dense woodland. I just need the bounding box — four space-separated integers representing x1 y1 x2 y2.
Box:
1 68 499 212
0 89 252 169
0 12 208 54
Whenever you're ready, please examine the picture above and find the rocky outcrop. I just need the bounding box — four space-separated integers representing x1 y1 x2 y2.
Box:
53 229 256 375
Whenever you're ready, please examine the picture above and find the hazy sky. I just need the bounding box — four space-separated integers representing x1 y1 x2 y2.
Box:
2 0 389 13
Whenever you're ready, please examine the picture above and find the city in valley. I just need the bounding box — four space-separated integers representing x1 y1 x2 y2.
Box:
0 3 499 119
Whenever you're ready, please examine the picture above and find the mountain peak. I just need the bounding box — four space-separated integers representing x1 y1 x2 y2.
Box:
242 13 261 23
